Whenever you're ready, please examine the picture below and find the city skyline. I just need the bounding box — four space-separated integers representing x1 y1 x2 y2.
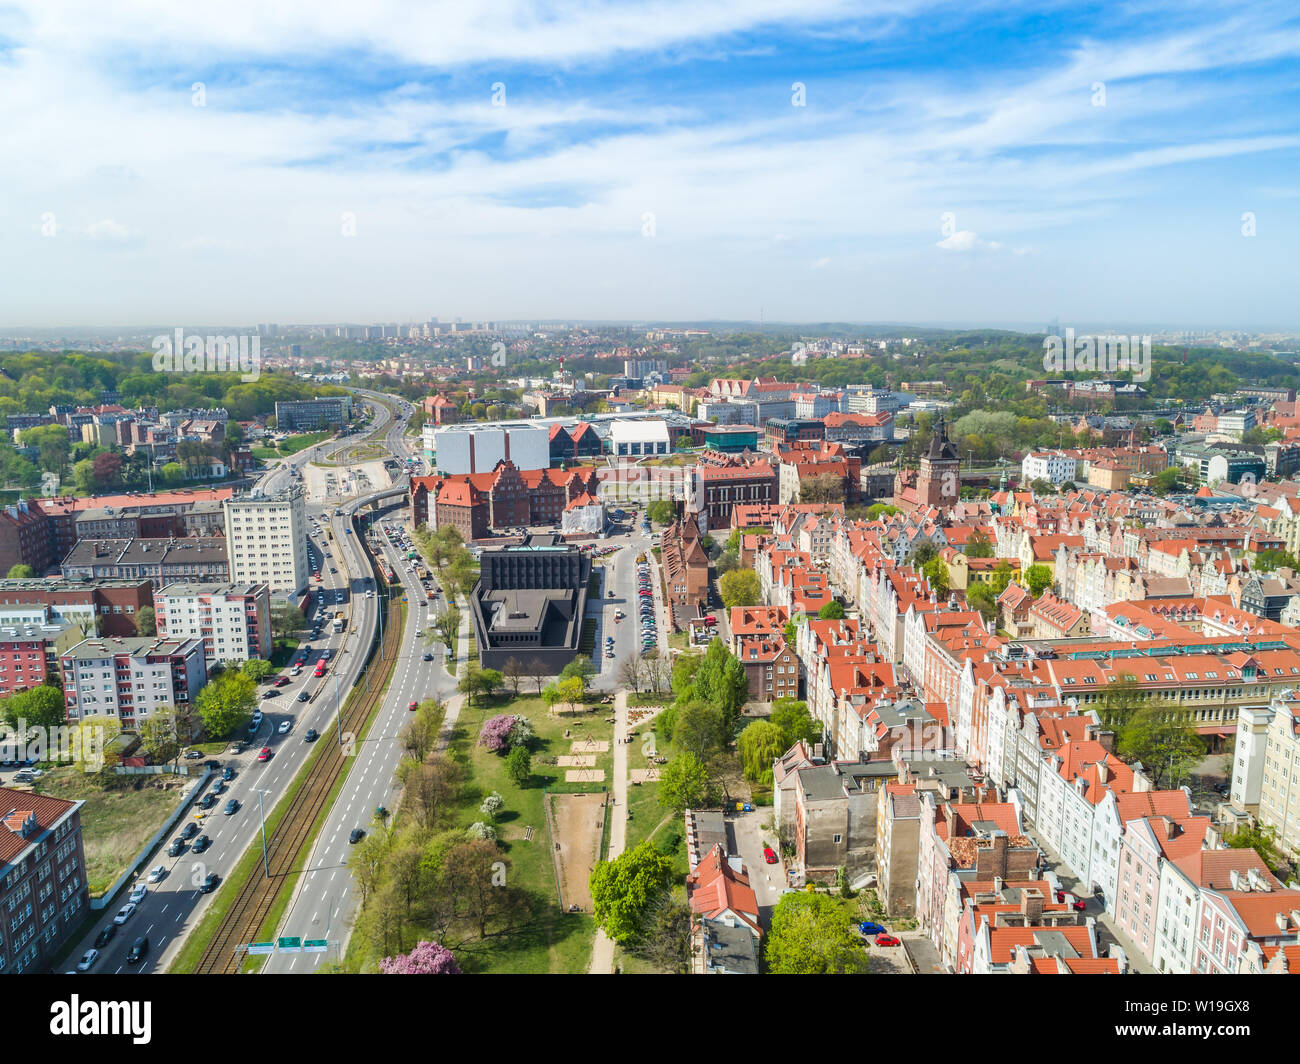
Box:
2 1 1298 328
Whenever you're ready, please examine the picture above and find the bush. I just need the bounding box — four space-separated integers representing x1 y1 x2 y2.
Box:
466 821 497 841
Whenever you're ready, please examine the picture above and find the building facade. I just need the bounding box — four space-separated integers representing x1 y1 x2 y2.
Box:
223 486 309 595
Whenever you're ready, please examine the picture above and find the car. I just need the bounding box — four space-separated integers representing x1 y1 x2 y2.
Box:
278 720 292 734
263 689 279 698
232 741 247 754
113 903 136 925
408 700 418 712
1072 899 1087 911
192 833 213 854
198 793 218 810
204 759 222 770
349 828 366 844
304 729 318 742
248 715 263 734
180 822 199 840
257 747 272 762
199 872 220 894
76 948 100 972
1054 889 1066 903
423 652 433 662
297 691 310 702
858 920 886 936
224 799 239 815
147 864 167 883
126 936 149 964
875 934 901 947
763 846 778 864
129 883 147 904
184 749 202 760
168 838 185 856
221 767 235 781
605 651 615 658
93 924 116 948
414 629 423 637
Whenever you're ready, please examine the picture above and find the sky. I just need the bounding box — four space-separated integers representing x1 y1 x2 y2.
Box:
0 0 1298 330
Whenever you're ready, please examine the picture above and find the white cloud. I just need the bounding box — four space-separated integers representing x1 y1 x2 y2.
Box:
84 219 132 241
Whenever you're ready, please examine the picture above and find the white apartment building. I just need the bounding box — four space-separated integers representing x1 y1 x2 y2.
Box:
223 486 309 595
1021 451 1078 485
59 636 206 725
154 582 273 664
1231 696 1300 854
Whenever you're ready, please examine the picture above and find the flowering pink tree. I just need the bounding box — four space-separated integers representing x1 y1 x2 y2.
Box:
478 713 516 754
379 940 461 974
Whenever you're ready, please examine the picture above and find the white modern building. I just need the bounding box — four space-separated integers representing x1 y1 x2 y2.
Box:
59 636 206 725
609 418 670 457
154 582 273 664
432 422 550 475
223 485 309 595
1021 451 1078 486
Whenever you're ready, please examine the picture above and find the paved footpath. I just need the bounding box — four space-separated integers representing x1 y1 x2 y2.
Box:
588 688 629 974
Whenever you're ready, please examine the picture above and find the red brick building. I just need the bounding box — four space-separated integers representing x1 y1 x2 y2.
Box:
412 462 601 539
0 639 47 696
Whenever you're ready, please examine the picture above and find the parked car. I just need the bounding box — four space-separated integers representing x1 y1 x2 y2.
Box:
113 903 136 925
763 846 778 864
129 883 147 904
76 948 100 972
184 749 203 760
93 925 116 949
875 934 901 947
858 921 886 936
147 864 167 883
1072 899 1087 911
262 689 279 699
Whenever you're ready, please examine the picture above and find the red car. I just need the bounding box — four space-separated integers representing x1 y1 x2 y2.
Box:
257 747 272 762
875 934 900 947
1055 889 1066 903
408 700 418 712
1072 899 1087 911
314 664 326 677
272 676 289 687
763 846 778 864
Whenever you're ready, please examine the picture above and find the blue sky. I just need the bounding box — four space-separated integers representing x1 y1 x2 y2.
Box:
1 0 1298 329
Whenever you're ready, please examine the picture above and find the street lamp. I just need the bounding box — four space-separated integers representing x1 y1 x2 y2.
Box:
254 788 271 878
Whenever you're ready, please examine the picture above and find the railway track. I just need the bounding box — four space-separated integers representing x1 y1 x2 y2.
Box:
190 530 402 974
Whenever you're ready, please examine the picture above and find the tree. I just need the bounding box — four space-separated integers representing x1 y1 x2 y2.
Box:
443 839 515 939
715 550 738 577
434 606 460 653
908 542 938 567
693 638 749 722
783 619 798 644
647 500 676 525
270 604 301 639
480 792 505 821
817 600 845 620
922 557 950 598
658 751 712 812
990 561 1014 595
719 568 760 609
1117 706 1204 788
241 658 274 682
399 714 438 764
397 753 461 829
6 564 34 579
560 657 595 693
1096 674 1146 730
196 670 257 740
502 657 524 697
0 685 67 732
1224 823 1289 877
135 605 158 637
965 530 994 558
139 707 181 764
738 720 787 783
671 700 726 762
770 698 819 747
966 583 998 625
618 653 645 696
1024 563 1053 597
631 895 693 973
765 892 869 974
505 745 531 786
478 714 518 753
380 940 461 974
590 841 674 942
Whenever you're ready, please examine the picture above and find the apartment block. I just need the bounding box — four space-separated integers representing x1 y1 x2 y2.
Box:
59 636 206 728
154 582 273 664
224 486 309 595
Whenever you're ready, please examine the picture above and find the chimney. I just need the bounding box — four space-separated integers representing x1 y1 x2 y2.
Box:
943 803 956 840
1095 757 1109 784
1021 886 1045 923
1096 729 1116 754
1229 869 1245 892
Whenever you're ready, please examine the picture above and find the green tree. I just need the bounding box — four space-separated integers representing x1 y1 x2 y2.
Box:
719 568 760 609
817 600 845 620
590 841 675 943
196 670 257 740
693 638 749 722
139 706 181 764
1097 674 1146 730
560 657 594 693
965 529 994 558
922 557 950 598
1224 823 1289 877
134 605 156 637
990 561 1014 595
270 604 302 639
6 564 34 579
770 698 819 747
738 720 787 783
671 700 726 762
505 745 531 786
647 500 676 525
657 751 712 812
783 620 798 644
242 658 275 682
1117 706 1204 788
908 542 938 567
765 892 869 974
1024 563 1053 597
434 605 460 653
0 685 67 731
966 583 998 625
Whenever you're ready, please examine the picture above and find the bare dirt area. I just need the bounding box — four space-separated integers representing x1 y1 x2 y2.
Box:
547 791 608 914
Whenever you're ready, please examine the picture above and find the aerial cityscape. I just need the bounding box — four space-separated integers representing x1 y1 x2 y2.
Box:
3 1 1299 1013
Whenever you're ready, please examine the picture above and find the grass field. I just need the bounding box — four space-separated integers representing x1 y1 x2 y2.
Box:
277 431 332 456
35 767 187 896
343 691 614 974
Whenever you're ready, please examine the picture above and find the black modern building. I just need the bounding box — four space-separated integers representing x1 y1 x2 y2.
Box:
469 534 591 673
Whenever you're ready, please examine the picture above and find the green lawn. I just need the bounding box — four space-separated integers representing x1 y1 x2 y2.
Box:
344 692 613 974
35 768 187 896
250 446 279 463
277 431 333 456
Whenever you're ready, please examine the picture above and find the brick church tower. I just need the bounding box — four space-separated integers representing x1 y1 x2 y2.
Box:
917 414 961 507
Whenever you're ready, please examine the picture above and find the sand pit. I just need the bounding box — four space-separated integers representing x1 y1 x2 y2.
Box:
564 769 606 782
570 739 609 754
545 792 608 913
630 768 661 784
557 755 596 767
